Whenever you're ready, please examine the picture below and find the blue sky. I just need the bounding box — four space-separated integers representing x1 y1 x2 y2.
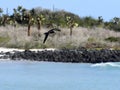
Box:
0 0 120 21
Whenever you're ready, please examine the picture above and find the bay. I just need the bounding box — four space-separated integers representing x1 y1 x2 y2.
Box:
0 60 120 90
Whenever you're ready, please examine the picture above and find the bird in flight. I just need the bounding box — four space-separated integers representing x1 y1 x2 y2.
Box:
43 28 61 43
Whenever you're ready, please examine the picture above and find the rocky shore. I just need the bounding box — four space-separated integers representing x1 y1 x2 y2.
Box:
0 48 120 63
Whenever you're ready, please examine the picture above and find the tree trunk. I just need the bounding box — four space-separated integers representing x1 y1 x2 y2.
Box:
28 24 31 36
37 22 41 30
37 21 41 36
70 27 72 36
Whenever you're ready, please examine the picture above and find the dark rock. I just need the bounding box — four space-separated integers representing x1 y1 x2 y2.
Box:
0 49 120 63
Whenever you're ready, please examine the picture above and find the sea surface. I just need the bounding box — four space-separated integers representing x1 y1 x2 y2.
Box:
0 60 120 90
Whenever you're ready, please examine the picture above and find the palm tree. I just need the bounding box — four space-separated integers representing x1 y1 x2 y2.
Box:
66 16 78 36
98 16 103 24
0 8 3 16
30 8 36 16
27 13 34 36
0 8 3 25
112 17 120 25
36 14 45 36
2 15 8 26
17 6 23 13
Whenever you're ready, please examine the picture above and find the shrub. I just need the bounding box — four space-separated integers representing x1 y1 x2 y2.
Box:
88 37 95 42
105 36 120 42
0 36 10 46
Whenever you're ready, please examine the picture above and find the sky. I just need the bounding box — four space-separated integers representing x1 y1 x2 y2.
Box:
0 0 120 21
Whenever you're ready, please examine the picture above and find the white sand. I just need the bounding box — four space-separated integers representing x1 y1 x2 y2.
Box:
0 47 56 60
0 47 56 53
0 47 24 53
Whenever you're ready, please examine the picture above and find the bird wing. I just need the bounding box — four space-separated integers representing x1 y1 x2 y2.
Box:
48 30 55 33
43 33 49 43
53 28 61 31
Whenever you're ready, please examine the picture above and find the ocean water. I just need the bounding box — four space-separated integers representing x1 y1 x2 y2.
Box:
0 60 120 90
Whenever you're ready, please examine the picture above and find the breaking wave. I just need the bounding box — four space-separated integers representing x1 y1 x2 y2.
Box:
91 62 120 68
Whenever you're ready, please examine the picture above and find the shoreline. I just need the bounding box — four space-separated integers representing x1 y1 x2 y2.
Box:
0 47 120 63
0 47 56 52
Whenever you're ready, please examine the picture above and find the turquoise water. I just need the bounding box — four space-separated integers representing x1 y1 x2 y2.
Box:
0 60 120 90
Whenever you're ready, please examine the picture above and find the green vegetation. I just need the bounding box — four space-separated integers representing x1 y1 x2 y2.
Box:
0 26 119 49
0 36 10 46
105 37 120 42
0 6 120 49
0 6 120 31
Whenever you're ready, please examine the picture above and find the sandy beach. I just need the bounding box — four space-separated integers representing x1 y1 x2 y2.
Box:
0 47 56 53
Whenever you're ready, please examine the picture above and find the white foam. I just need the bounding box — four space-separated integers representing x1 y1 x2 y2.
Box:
91 62 120 68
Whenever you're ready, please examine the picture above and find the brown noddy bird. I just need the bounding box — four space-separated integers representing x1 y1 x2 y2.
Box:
43 28 61 43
